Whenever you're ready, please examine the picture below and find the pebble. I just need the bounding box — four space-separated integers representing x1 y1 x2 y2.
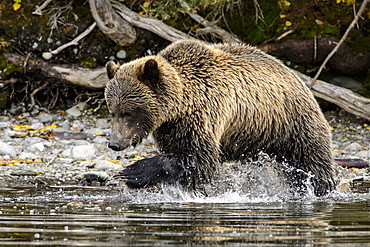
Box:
0 141 17 158
66 106 82 117
70 145 96 160
36 113 54 123
344 142 363 153
42 52 53 60
93 159 124 171
116 50 127 59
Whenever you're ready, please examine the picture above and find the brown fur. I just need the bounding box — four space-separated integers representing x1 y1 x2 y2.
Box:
105 40 335 196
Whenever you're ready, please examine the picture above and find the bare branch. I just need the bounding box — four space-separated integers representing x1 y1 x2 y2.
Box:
32 0 53 15
49 22 97 55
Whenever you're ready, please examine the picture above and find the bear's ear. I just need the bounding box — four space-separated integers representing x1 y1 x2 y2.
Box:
106 61 120 79
140 59 159 85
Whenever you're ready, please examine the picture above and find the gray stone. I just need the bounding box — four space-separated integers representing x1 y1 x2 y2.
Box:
93 159 123 171
36 113 54 123
72 140 90 146
30 122 44 130
71 145 96 160
61 148 72 158
66 106 82 117
19 152 34 159
28 143 45 152
42 52 53 60
0 121 11 128
9 105 23 115
71 120 84 130
354 150 370 161
96 119 109 129
344 142 363 153
23 137 45 147
0 141 17 157
93 136 109 144
85 128 103 136
76 102 88 111
116 50 126 59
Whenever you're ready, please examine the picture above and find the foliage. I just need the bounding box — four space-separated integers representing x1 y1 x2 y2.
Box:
13 0 21 11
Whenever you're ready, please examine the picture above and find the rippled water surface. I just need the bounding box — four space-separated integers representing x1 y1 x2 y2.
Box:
1 164 370 246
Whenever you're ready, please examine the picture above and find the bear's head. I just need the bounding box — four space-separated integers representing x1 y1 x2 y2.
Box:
105 57 181 151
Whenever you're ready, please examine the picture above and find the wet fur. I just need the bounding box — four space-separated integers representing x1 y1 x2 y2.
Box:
105 40 335 196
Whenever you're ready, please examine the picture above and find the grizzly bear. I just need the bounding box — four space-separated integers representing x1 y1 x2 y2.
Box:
105 40 335 196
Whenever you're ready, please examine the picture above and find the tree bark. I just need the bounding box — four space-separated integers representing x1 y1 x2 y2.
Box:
4 53 107 89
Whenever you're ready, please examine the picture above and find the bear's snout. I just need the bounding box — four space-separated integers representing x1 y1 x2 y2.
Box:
108 141 122 151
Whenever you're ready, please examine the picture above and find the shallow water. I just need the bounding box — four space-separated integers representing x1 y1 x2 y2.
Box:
1 163 370 246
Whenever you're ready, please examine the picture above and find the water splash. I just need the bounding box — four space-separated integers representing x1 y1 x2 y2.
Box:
115 153 323 204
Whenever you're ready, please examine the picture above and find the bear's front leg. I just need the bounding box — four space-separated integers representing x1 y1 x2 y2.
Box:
116 153 217 190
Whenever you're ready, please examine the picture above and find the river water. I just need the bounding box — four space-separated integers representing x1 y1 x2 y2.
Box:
1 162 370 246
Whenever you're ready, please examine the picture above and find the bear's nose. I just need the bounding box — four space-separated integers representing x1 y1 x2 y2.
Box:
108 142 121 151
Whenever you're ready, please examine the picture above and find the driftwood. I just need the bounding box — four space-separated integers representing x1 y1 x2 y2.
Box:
89 0 137 46
111 1 194 42
4 53 108 89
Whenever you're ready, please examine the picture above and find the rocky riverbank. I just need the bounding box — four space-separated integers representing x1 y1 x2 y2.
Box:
0 105 369 192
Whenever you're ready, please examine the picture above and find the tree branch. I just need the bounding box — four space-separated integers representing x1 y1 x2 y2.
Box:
89 0 137 46
111 1 194 42
49 22 97 55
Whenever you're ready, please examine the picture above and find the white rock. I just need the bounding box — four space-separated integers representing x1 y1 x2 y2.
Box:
93 136 108 144
76 102 88 111
66 106 81 117
116 50 126 59
0 122 10 128
93 159 122 171
344 142 363 153
23 137 44 147
31 122 44 130
354 150 370 161
71 145 96 160
28 143 45 152
96 119 109 129
19 152 34 159
36 113 54 123
42 52 53 60
0 141 17 158
61 148 72 158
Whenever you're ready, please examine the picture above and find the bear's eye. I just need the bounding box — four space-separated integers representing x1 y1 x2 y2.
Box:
119 112 132 118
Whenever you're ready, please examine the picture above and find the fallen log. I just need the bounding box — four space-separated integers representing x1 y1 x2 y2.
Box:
4 53 107 89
